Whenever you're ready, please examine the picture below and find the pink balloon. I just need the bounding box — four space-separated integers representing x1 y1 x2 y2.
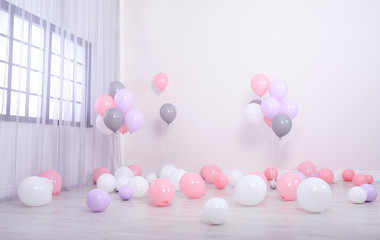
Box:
317 168 334 184
250 74 270 97
213 173 228 189
248 171 268 186
264 116 272 128
342 169 355 182
366 175 374 184
39 170 62 195
179 172 205 199
280 99 298 119
95 95 115 116
200 165 209 180
93 167 111 183
148 178 175 207
128 164 142 176
118 123 128 135
264 168 278 180
297 161 317 178
353 174 367 186
269 79 288 101
154 73 169 91
277 173 302 201
203 165 223 184
261 97 280 120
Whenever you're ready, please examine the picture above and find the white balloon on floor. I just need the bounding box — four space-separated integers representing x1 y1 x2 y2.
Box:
348 186 367 204
146 173 157 184
115 176 130 191
203 197 229 224
169 169 187 191
159 164 177 179
114 167 134 179
297 178 332 212
97 173 116 193
17 176 52 207
228 170 243 187
128 176 149 198
234 175 267 206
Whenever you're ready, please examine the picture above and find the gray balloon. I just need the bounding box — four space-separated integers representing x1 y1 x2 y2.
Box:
103 108 124 132
108 81 125 98
249 99 262 105
160 103 177 125
272 114 292 139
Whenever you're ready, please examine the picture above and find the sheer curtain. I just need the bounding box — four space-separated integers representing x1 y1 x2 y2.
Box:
0 0 121 200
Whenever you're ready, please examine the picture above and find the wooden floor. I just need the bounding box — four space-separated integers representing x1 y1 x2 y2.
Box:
0 181 379 240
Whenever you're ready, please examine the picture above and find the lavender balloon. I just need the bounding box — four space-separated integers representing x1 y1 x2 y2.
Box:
119 185 133 201
360 184 377 202
114 89 135 113
124 109 144 133
86 188 111 212
269 79 288 101
261 97 280 120
280 99 298 119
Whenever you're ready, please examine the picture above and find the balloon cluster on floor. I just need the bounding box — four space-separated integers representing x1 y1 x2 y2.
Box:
95 81 144 135
342 168 377 204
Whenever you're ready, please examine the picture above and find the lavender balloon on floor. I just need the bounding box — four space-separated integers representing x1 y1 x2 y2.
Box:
360 184 377 202
119 185 133 201
86 188 111 212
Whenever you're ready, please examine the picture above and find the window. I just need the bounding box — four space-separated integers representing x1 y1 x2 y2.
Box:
0 1 91 126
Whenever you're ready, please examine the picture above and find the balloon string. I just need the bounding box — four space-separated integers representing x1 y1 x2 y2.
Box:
160 93 165 166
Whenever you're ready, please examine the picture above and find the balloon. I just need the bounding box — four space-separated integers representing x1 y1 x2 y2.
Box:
17 177 52 207
203 198 229 225
200 165 208 179
114 166 134 179
353 174 367 186
159 164 177 179
203 165 223 184
146 173 158 184
86 188 110 212
97 173 116 193
115 176 130 191
247 171 268 187
93 167 111 183
160 103 177 125
298 161 317 178
149 178 175 207
264 116 272 128
269 79 288 101
39 170 62 195
244 103 264 125
108 81 125 98
119 185 133 201
317 168 334 184
234 175 267 206
114 89 135 113
297 178 332 213
95 95 115 116
118 122 128 135
360 184 377 202
366 175 374 184
40 177 53 194
261 97 280 120
179 172 205 199
249 99 262 105
276 173 302 201
348 186 367 204
250 74 270 97
264 168 278 181
342 169 355 182
272 114 292 139
124 109 144 133
214 173 228 189
295 172 306 180
169 169 187 191
154 73 169 91
103 108 124 132
128 164 142 176
280 99 298 119
228 170 243 187
96 115 113 135
128 176 149 198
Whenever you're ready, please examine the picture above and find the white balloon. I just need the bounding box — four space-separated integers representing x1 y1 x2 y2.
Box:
97 173 116 193
17 176 52 207
234 175 267 206
128 176 149 198
115 176 130 191
244 103 264 125
146 173 157 184
114 167 134 179
96 115 113 135
228 170 243 187
159 164 177 179
297 178 332 212
348 186 367 204
203 198 229 225
169 169 187 191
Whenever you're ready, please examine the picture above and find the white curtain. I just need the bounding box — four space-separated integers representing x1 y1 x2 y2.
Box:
0 0 121 200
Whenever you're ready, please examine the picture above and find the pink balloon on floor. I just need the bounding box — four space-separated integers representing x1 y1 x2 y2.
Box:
366 175 374 184
317 168 334 184
277 173 302 201
128 164 142 176
200 165 209 180
179 172 205 199
214 174 228 189
154 73 169 91
93 167 111 183
353 174 367 186
248 171 268 186
39 170 62 195
298 161 317 178
265 168 278 180
342 169 355 182
203 165 223 184
149 178 175 207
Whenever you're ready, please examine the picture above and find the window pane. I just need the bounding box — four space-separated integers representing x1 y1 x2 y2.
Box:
75 83 82 102
30 71 42 94
13 16 29 43
77 45 85 64
0 62 8 88
75 103 81 122
64 38 73 59
31 47 43 71
49 98 60 120
50 77 60 98
63 80 73 100
0 36 8 61
11 66 27 91
0 89 7 114
62 100 72 121
64 59 73 79
52 33 60 54
10 91 26 116
31 24 44 48
12 41 28 67
29 94 42 118
75 64 84 83
0 10 8 35
51 54 61 76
